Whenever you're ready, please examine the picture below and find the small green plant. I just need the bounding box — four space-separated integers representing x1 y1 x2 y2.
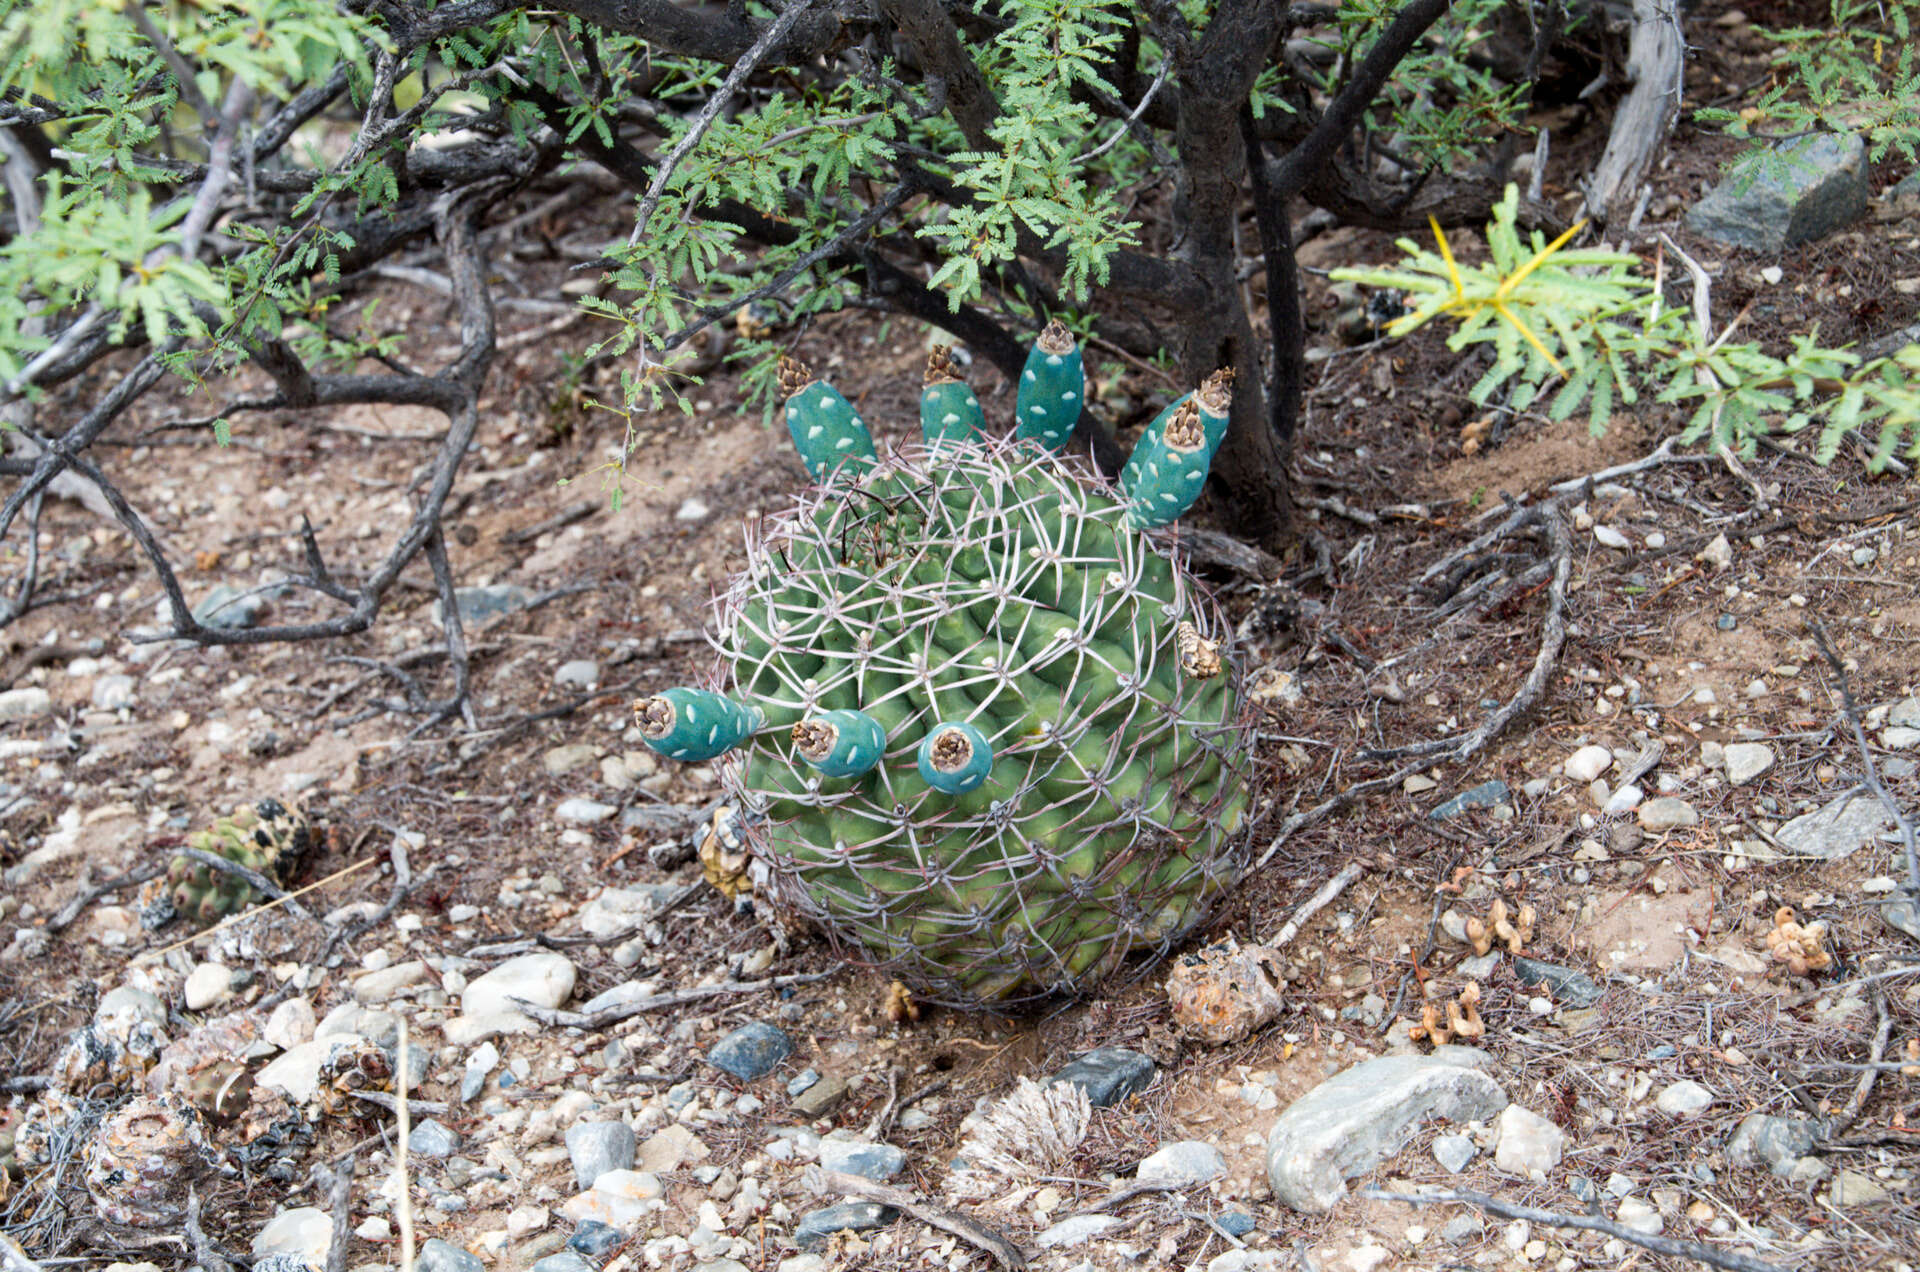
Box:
1336 186 1920 466
1695 0 1920 167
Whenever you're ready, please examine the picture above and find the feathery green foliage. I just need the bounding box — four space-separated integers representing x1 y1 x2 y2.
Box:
1335 186 1920 466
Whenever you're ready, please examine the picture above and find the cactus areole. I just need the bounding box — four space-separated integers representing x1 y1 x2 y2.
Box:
636 323 1255 1006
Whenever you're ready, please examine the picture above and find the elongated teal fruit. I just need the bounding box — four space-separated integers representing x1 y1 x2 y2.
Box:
1195 367 1233 456
781 356 876 482
1014 320 1084 451
917 720 993 793
635 688 764 761
920 346 984 446
792 709 887 778
1122 397 1214 526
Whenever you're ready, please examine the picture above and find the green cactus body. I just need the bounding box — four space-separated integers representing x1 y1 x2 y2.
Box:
164 800 311 927
1014 320 1084 451
634 331 1252 1007
920 346 984 446
780 357 877 482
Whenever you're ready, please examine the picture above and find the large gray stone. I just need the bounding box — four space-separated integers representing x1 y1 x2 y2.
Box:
793 1202 896 1250
1686 133 1869 252
706 1021 792 1082
1777 791 1898 860
1726 1114 1822 1178
416 1239 484 1272
567 1120 636 1190
1265 1049 1508 1212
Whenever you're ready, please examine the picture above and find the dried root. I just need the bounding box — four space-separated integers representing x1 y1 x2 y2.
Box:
1465 898 1534 957
1408 982 1485 1047
1763 907 1831 977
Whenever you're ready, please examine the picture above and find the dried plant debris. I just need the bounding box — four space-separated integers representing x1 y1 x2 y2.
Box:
948 1077 1091 1200
1466 898 1534 957
1166 935 1287 1045
883 980 921 1024
1408 982 1485 1047
1764 906 1833 977
699 805 755 903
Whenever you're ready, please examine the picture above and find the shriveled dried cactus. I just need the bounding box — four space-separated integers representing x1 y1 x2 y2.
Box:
84 1095 211 1227
1408 981 1485 1046
635 325 1254 1006
1166 935 1287 1045
1764 907 1832 977
1466 898 1534 957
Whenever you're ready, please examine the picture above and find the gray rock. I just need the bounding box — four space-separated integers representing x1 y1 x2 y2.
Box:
1035 1214 1119 1249
1440 1214 1484 1244
463 953 576 1020
1832 1169 1891 1207
1637 797 1698 833
1727 1114 1821 1177
1655 1080 1713 1117
1216 1211 1258 1239
1894 169 1920 199
530 1254 597 1272
791 1072 848 1118
1433 1133 1477 1174
1724 743 1775 787
817 1139 905 1183
193 584 267 630
1511 958 1605 1009
567 1120 637 1190
1777 792 1898 860
793 1202 897 1250
1686 132 1869 251
568 1221 625 1257
556 798 617 825
1265 1050 1507 1212
1884 892 1920 942
1047 1047 1157 1107
1457 953 1501 980
462 1041 498 1102
1493 1105 1564 1176
1890 697 1920 729
91 674 136 711
0 687 51 720
555 660 600 690
1429 780 1509 821
447 584 534 626
706 1021 792 1082
416 1245 485 1272
1136 1140 1225 1186
410 1120 461 1159
787 1068 822 1097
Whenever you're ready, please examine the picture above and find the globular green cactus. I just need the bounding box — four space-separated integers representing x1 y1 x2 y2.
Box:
164 799 312 926
635 326 1252 1006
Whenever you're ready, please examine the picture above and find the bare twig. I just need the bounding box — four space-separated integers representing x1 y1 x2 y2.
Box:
184 1191 238 1272
513 970 836 1029
46 861 166 933
319 1154 355 1272
805 1168 1028 1271
1364 1187 1790 1272
351 1090 450 1117
1265 862 1366 948
1829 984 1893 1140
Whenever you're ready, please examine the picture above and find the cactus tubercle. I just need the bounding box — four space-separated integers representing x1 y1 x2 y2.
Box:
636 688 763 762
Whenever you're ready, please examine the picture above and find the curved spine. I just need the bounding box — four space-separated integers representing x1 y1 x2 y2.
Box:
781 357 877 482
635 687 764 761
917 720 993 793
792 708 888 778
920 346 984 446
1014 320 1084 451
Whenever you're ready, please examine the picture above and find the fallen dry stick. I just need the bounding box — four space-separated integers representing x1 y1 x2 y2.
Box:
805 1167 1027 1271
1363 1187 1789 1272
515 970 835 1029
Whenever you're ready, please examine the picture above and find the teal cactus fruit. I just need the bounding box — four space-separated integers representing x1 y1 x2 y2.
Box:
1121 397 1211 527
164 800 312 927
636 687 764 761
793 709 888 779
1014 320 1084 451
920 346 985 446
636 329 1250 1007
781 356 877 482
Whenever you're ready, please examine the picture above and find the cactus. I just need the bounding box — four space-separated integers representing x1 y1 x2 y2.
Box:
84 1095 210 1227
163 799 312 926
636 325 1253 1006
